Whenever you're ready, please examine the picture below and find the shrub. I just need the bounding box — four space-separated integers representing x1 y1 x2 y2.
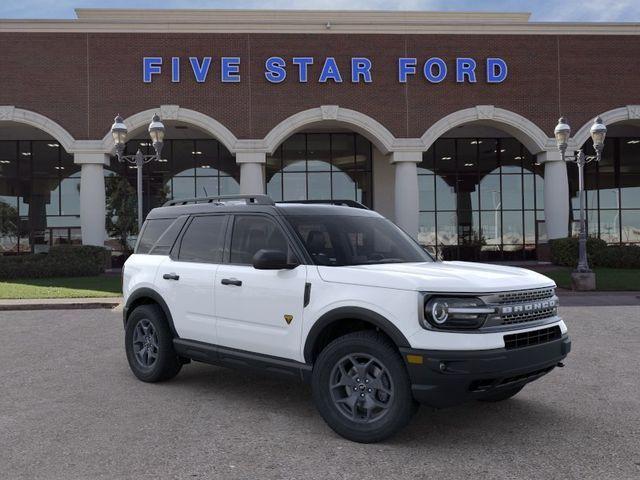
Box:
0 245 110 280
550 237 640 268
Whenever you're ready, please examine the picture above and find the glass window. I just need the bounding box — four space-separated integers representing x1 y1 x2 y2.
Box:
621 210 640 243
136 218 174 254
230 215 289 264
145 216 187 255
283 134 306 172
178 215 227 263
307 134 331 171
287 214 432 266
267 133 372 207
418 175 435 210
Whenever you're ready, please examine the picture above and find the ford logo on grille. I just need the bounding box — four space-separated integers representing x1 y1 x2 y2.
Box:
500 298 557 315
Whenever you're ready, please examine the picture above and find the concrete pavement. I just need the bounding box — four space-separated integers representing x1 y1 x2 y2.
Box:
0 306 638 479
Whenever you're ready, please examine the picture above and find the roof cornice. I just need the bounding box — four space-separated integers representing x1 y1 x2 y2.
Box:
0 9 639 35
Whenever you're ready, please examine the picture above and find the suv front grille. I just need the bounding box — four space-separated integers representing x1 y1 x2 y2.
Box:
496 287 555 304
504 326 561 350
501 306 557 325
481 287 558 327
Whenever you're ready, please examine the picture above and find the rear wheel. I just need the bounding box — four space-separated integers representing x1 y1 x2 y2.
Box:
125 304 182 382
312 330 417 443
478 385 524 402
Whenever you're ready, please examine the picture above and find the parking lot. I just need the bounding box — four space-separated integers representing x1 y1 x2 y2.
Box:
1 304 639 480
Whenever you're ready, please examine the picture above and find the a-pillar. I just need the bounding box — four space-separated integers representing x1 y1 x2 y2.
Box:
538 150 569 240
391 151 422 239
237 152 266 195
75 152 109 246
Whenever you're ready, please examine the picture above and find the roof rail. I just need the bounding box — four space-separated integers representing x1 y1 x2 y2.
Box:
163 194 275 207
276 199 369 210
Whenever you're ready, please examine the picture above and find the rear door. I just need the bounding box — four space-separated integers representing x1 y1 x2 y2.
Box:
214 214 307 361
157 214 228 345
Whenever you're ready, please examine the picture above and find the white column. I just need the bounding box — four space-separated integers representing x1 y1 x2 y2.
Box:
391 151 421 239
237 152 266 195
75 153 109 246
539 151 569 240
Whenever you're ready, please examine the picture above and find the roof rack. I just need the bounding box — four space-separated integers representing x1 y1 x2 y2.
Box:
163 194 275 207
277 199 369 210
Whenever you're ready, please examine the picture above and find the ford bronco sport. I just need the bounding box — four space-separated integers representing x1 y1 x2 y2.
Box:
122 194 570 443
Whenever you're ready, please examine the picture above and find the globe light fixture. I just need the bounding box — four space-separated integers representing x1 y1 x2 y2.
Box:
553 115 607 290
110 112 166 231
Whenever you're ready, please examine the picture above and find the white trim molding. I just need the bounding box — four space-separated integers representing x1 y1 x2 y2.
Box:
571 105 640 149
263 106 396 155
0 106 76 153
100 105 239 154
421 106 553 154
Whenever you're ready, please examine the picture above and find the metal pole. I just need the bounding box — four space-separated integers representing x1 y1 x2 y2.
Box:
576 150 590 272
135 150 144 232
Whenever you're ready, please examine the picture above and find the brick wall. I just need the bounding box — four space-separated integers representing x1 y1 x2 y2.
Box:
0 32 638 142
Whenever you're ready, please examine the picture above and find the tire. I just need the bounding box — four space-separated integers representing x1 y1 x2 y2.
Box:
125 304 182 383
311 330 417 443
477 385 524 402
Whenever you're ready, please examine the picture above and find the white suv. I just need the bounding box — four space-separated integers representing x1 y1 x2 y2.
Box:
122 195 570 443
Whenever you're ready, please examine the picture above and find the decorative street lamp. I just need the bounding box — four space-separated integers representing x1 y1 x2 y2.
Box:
554 116 607 288
110 113 165 231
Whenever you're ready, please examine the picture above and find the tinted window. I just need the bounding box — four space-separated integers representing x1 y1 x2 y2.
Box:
230 215 291 264
286 215 432 266
178 215 227 263
148 216 188 255
136 218 174 254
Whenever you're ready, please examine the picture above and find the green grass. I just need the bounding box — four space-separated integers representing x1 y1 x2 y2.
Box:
0 275 122 299
543 268 640 291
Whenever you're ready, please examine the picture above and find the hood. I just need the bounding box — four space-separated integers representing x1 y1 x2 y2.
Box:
317 261 555 293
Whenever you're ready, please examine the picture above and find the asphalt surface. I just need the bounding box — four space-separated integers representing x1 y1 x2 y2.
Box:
0 306 638 480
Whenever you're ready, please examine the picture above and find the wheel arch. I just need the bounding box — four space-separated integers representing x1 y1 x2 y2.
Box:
124 287 179 338
303 307 410 364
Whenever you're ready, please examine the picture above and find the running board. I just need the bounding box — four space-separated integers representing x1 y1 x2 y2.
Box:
173 338 312 382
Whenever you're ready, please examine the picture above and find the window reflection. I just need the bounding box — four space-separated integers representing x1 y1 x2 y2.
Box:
568 137 640 245
266 133 373 207
0 140 81 254
418 138 543 260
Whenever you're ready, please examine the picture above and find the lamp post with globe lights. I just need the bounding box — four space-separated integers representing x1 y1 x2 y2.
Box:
554 116 607 290
110 114 166 231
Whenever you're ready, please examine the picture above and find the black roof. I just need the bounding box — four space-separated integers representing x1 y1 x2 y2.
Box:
146 195 380 220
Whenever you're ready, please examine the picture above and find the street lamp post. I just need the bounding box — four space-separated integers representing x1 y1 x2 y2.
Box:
554 116 607 289
110 114 166 231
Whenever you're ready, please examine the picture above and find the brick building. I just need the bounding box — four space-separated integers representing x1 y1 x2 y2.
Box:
0 9 639 259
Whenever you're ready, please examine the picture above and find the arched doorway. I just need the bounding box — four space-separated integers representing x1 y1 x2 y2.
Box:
569 121 640 245
106 121 239 252
0 123 80 254
265 130 373 207
418 125 545 261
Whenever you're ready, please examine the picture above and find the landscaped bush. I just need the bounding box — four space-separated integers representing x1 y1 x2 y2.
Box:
550 237 640 268
0 245 110 280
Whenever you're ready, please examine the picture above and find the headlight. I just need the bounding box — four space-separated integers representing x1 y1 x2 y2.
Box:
422 297 495 330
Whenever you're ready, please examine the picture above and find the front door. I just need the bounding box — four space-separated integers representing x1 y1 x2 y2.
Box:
157 214 228 345
215 214 307 361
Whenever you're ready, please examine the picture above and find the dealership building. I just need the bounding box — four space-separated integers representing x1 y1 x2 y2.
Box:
1 9 640 260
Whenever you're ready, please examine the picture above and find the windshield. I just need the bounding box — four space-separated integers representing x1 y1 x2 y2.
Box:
286 214 433 266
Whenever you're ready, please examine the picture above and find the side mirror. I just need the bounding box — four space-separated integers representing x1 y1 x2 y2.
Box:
252 249 298 270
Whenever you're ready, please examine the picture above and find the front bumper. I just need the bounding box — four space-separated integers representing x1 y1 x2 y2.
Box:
400 334 571 408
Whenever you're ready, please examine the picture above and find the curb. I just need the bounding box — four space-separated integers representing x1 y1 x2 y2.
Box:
0 298 122 312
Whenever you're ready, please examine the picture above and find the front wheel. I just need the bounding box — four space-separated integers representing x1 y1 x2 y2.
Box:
311 331 417 443
125 304 182 382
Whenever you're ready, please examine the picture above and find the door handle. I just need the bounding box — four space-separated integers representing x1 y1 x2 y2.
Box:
163 273 180 281
221 278 242 287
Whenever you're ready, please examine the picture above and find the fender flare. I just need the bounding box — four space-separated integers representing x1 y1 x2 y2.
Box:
303 306 410 363
123 287 179 338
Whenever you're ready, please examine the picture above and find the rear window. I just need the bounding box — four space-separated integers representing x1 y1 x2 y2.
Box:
135 217 186 255
177 215 227 263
